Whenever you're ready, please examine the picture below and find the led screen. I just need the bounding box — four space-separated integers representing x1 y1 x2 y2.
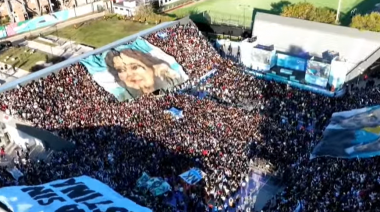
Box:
276 53 306 71
305 61 331 87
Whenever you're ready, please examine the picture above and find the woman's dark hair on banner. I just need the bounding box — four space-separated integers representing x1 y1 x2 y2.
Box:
105 49 183 99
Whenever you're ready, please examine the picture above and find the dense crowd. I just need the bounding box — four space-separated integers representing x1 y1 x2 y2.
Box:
0 22 380 212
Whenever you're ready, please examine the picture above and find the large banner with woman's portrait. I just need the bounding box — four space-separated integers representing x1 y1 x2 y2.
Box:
81 37 189 101
311 106 380 159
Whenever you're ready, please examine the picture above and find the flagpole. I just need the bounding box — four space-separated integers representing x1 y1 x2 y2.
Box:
336 0 343 23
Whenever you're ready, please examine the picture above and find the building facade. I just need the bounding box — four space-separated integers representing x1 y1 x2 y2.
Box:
159 0 180 6
113 0 138 16
0 0 100 23
0 0 55 22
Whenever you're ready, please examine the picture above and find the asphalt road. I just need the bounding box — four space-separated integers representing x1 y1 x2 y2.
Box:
3 12 105 43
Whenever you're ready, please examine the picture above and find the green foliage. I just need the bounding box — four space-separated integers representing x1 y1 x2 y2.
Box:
270 1 292 14
350 12 380 32
281 2 336 24
0 15 10 25
134 5 174 23
50 17 152 47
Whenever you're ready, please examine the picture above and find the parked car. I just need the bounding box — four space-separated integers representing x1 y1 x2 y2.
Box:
0 41 13 51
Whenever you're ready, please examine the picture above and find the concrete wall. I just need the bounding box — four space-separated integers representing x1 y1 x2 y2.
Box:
113 5 136 16
77 0 101 6
74 1 105 16
160 0 181 6
1 111 75 151
6 125 38 150
0 18 191 93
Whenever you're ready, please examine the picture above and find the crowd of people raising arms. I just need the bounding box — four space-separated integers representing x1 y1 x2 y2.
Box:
0 22 380 212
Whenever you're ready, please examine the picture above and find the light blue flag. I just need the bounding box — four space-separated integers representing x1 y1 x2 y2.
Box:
179 168 205 185
146 177 171 196
294 200 303 212
167 107 184 119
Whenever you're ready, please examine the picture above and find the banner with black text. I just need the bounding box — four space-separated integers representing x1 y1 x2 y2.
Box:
0 176 152 212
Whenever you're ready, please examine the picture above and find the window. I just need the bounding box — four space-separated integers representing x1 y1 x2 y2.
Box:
114 7 118 9
119 8 124 10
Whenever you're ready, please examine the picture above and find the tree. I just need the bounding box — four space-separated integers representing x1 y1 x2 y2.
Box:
281 2 336 24
133 5 173 23
270 0 292 15
134 5 155 18
350 12 380 32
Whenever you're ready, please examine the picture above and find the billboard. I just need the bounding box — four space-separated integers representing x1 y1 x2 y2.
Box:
81 38 188 101
305 61 331 87
0 176 152 212
275 53 306 71
270 50 277 68
1 10 75 38
329 58 351 90
311 106 380 159
240 46 273 72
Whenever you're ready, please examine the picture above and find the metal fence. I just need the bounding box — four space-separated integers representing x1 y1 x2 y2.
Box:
190 11 253 28
159 0 194 12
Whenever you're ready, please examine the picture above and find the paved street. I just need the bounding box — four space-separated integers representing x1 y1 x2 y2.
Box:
0 62 29 84
25 36 94 58
4 12 105 43
0 13 103 84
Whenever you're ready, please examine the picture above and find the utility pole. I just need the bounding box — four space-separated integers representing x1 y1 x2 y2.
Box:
4 0 15 23
50 45 54 58
47 0 54 13
336 0 342 23
239 4 251 29
56 24 58 38
21 0 29 20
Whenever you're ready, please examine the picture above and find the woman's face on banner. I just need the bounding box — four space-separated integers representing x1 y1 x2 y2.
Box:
113 53 156 93
119 62 155 91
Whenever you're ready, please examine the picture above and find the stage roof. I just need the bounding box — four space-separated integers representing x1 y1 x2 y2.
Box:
252 13 380 65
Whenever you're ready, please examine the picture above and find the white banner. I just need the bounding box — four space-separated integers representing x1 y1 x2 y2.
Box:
0 176 152 212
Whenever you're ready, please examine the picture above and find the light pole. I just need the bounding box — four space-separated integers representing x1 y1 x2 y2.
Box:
50 45 53 59
239 4 251 29
55 24 58 38
69 36 73 50
336 0 342 23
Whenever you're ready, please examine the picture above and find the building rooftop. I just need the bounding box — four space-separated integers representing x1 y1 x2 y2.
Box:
252 12 380 65
254 12 380 43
